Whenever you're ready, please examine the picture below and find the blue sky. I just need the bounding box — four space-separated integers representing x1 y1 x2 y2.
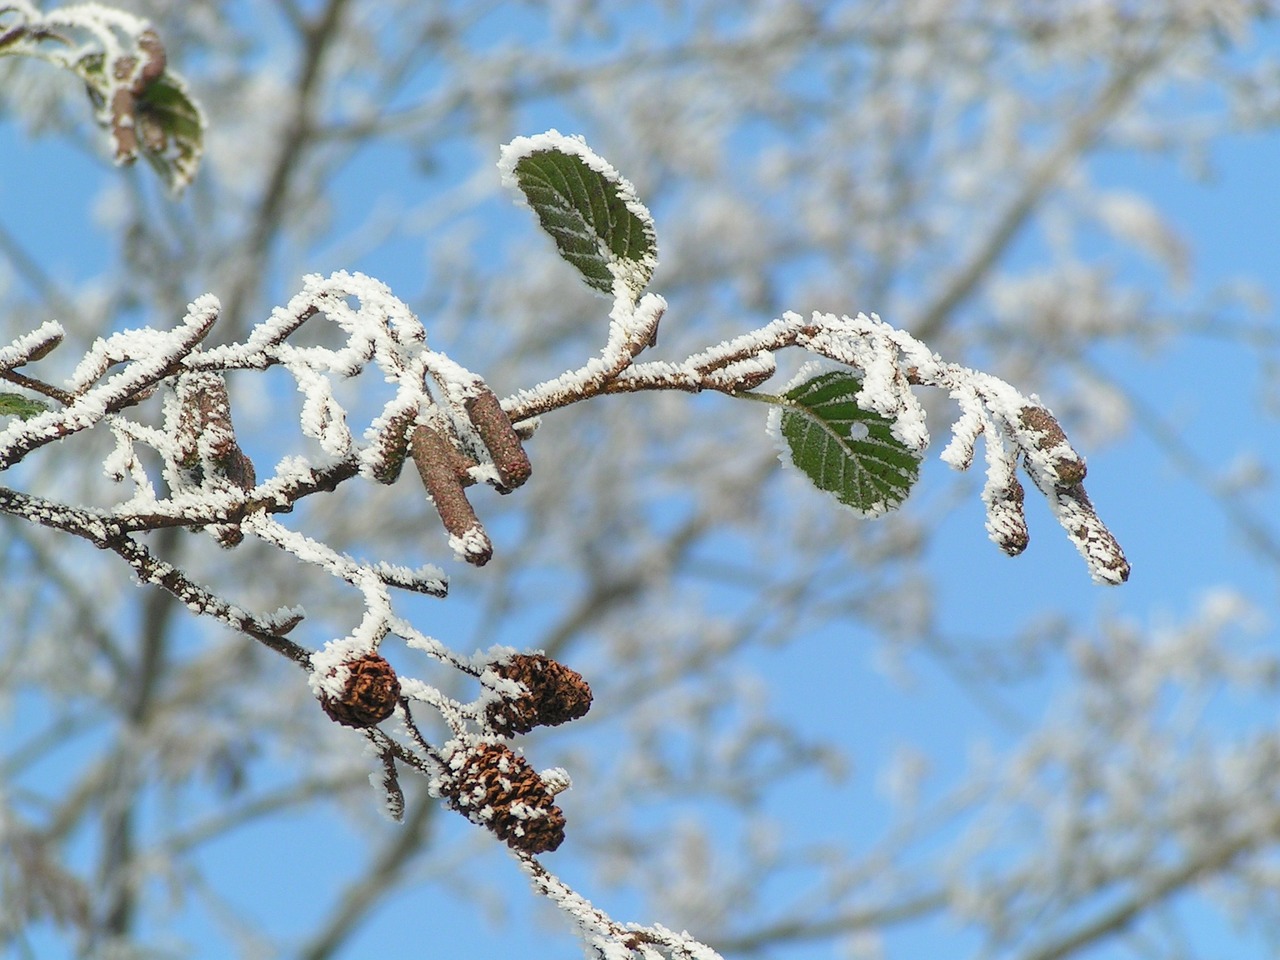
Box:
4 18 1280 960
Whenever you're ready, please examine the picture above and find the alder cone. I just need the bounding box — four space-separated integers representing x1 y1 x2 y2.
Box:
320 653 401 728
486 653 592 736
443 742 566 854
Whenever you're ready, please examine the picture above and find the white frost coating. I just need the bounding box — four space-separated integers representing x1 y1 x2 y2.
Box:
473 667 522 722
503 292 667 418
103 420 159 503
368 767 404 821
200 272 425 375
688 316 796 369
520 856 727 960
293 366 354 456
699 351 776 392
424 350 483 405
308 634 376 699
69 294 219 394
36 2 151 44
466 462 502 486
0 296 217 467
391 615 473 674
1046 488 1128 586
797 312 931 452
0 202 1133 960
396 676 471 740
980 428 1027 549
448 525 492 562
371 560 448 594
0 1 204 191
241 513 413 619
0 320 65 372
253 456 326 503
611 359 699 393
711 306 1124 581
262 605 306 631
612 293 666 353
503 358 608 416
131 272 513 553
539 767 572 795
4 1 151 81
940 396 984 471
469 644 521 672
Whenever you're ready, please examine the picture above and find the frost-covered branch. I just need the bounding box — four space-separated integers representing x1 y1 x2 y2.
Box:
0 485 311 665
494 131 1127 585
505 304 1128 585
521 855 727 960
0 270 532 565
0 124 1131 959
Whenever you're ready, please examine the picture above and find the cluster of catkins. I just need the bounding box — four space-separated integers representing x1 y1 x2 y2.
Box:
320 651 591 854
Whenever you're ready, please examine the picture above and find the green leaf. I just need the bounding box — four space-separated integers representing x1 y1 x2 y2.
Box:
775 371 921 517
134 72 205 194
0 393 49 420
504 137 657 301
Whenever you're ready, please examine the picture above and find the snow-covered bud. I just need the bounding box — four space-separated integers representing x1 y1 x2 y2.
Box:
512 417 540 441
319 653 401 728
366 407 417 485
985 474 1029 556
0 322 64 370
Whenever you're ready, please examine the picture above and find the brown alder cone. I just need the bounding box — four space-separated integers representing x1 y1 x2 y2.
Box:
319 654 401 728
485 654 593 736
442 742 566 854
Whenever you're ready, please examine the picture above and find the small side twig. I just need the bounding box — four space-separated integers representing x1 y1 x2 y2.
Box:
0 485 311 667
